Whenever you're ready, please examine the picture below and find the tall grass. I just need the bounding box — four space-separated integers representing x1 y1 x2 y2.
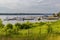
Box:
0 19 60 40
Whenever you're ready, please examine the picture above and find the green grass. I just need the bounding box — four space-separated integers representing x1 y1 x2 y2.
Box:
0 19 60 40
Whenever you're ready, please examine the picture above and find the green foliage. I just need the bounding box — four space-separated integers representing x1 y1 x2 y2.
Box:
53 13 57 17
39 22 46 26
50 20 60 34
46 22 52 33
21 22 32 29
15 23 21 29
0 19 60 39
57 12 60 17
6 23 13 29
0 19 4 28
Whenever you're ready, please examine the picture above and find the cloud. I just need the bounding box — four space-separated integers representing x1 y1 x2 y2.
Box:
0 0 60 13
0 0 43 9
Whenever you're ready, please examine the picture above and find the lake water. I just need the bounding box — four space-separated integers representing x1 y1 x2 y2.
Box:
0 14 57 24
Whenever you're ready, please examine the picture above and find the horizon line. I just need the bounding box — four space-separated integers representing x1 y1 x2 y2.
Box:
0 13 53 15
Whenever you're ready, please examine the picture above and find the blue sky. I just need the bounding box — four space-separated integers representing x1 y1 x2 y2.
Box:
0 0 60 13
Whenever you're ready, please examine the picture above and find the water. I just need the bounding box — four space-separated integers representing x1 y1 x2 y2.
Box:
0 14 55 24
0 15 41 24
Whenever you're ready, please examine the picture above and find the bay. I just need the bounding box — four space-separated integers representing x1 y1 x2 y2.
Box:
0 14 55 24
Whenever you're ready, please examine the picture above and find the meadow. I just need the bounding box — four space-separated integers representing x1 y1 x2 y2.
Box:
0 19 60 40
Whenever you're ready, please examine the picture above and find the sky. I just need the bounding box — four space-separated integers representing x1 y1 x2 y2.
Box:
0 0 60 13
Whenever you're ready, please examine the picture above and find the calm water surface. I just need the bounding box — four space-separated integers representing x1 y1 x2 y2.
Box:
0 15 56 24
0 15 42 24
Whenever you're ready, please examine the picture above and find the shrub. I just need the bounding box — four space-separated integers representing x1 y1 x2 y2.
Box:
6 23 13 29
39 22 46 26
21 23 30 29
0 19 4 28
21 22 32 29
15 23 21 29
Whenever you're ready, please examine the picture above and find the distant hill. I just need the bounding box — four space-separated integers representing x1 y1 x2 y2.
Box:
0 13 53 15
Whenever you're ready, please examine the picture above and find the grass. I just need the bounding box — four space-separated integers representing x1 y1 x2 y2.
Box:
0 20 60 40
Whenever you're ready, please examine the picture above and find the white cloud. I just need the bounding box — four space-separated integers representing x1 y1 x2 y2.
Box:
0 0 43 9
0 0 60 13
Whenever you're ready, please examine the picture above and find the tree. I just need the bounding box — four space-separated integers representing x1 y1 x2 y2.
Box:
57 12 60 17
38 18 41 21
53 13 57 17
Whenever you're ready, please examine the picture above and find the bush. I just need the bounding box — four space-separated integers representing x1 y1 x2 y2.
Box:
21 23 30 29
15 23 21 29
0 19 60 38
0 19 4 28
21 22 33 29
6 23 13 29
39 22 46 26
